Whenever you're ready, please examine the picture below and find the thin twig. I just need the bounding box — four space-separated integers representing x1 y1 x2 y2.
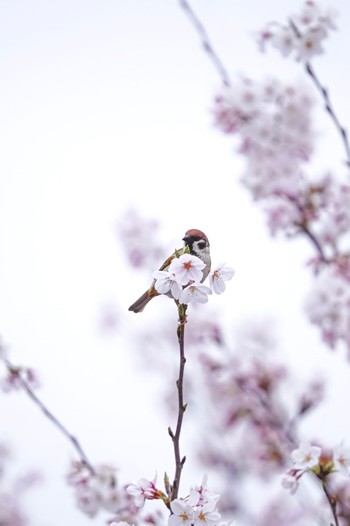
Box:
305 62 350 168
169 304 188 501
323 481 339 526
300 224 329 263
289 19 350 168
178 0 231 87
3 358 95 475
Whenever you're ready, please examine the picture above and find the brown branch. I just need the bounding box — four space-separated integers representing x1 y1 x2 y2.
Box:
299 223 329 263
2 358 95 475
305 62 350 168
169 304 188 501
178 0 231 87
289 19 350 168
323 480 339 526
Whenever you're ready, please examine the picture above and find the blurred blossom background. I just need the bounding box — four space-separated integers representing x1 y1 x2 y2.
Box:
1 0 350 524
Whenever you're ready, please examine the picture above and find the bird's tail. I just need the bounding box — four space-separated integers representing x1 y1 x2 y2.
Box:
128 289 159 313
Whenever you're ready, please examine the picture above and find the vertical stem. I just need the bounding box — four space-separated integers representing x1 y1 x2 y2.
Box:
323 481 339 526
169 304 188 501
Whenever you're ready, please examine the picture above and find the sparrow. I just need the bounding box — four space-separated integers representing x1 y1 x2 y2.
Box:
128 229 211 313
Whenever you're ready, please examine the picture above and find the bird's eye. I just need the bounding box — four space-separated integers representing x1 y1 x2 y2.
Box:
197 241 206 249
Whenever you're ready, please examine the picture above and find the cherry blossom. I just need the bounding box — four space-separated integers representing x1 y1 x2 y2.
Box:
117 209 164 271
1 366 40 393
189 474 220 507
333 442 350 476
67 461 125 518
291 442 321 469
169 254 205 286
168 477 222 526
256 0 337 62
127 476 165 507
169 499 195 526
213 77 315 202
179 283 212 305
209 264 235 294
193 500 221 526
281 472 300 494
153 270 183 300
305 267 350 352
0 443 40 526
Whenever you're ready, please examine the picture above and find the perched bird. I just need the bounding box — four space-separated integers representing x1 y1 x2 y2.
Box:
128 229 211 313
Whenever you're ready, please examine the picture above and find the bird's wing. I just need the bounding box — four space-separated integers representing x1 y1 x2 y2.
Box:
158 247 184 271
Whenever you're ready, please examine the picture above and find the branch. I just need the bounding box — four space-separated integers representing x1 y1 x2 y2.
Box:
305 62 350 168
299 223 329 263
2 357 95 475
289 19 350 168
178 0 231 87
323 480 339 526
168 304 188 501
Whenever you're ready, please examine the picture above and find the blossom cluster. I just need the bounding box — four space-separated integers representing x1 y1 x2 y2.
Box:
282 441 350 494
117 209 164 271
212 8 350 352
0 444 40 526
153 253 234 306
304 265 350 353
68 462 168 526
0 365 40 393
67 461 135 519
257 0 337 62
127 474 226 526
126 474 167 507
213 76 315 203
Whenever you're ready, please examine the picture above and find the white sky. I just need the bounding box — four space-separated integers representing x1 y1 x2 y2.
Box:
1 1 350 524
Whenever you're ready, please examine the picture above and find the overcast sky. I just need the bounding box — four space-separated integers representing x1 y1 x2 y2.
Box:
1 1 350 524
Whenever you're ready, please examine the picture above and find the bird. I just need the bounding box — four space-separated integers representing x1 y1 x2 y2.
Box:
128 229 211 313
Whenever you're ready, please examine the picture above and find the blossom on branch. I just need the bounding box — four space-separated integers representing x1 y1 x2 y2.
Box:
168 476 223 526
305 267 350 353
67 461 128 518
152 253 234 305
169 254 205 286
1 366 40 393
179 283 212 305
127 475 166 507
153 270 182 300
333 442 350 476
291 441 321 469
169 499 194 526
209 264 235 294
256 0 337 62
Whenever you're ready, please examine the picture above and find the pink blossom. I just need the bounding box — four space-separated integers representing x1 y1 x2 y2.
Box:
169 254 205 286
291 441 321 469
256 1 337 62
333 442 350 476
179 283 212 305
209 264 235 294
127 476 163 507
67 461 121 517
281 472 300 494
1 367 40 393
117 209 163 271
153 270 183 300
169 499 194 526
305 268 350 352
193 500 221 526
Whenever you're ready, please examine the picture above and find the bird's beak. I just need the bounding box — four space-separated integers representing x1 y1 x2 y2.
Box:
182 235 190 243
